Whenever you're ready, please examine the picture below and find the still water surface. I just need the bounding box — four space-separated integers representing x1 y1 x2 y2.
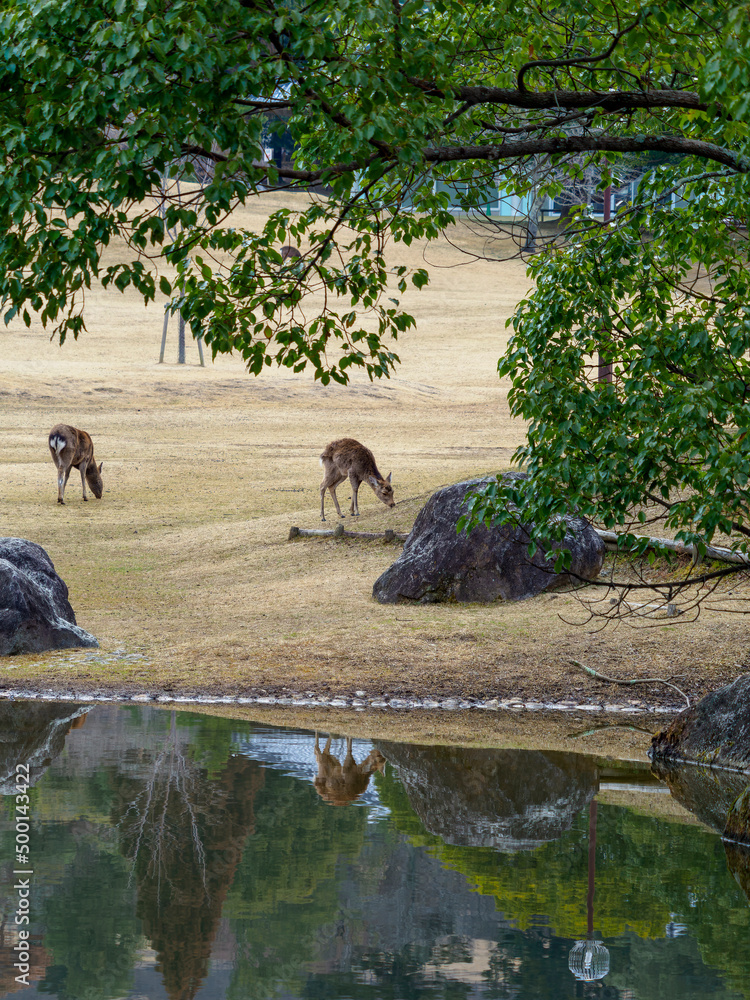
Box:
1 702 749 999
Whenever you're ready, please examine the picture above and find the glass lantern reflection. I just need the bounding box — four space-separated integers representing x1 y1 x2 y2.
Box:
568 937 610 981
568 799 611 981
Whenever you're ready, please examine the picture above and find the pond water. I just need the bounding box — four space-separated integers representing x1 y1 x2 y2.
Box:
1 701 750 1000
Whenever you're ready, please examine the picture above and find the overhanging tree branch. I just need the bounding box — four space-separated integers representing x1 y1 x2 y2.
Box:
516 17 644 93
422 135 748 171
262 134 748 186
407 80 712 114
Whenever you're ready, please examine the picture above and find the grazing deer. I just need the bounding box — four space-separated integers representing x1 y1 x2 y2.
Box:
48 424 103 505
320 438 395 521
280 245 301 261
313 734 386 806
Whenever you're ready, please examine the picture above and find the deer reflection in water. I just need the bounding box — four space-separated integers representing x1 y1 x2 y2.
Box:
314 734 386 806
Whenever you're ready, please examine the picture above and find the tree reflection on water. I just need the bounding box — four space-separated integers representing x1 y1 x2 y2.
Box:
111 712 264 1000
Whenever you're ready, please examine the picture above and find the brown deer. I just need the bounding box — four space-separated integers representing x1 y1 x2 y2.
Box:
48 424 103 505
313 734 386 806
319 438 395 521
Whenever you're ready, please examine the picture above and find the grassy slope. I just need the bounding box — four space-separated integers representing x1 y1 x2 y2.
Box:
0 192 747 730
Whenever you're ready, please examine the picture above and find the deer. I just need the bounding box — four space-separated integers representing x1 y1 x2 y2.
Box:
280 245 301 261
319 438 395 521
48 424 103 505
313 734 386 806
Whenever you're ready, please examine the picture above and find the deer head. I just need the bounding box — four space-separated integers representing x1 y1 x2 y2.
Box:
369 472 395 508
86 462 104 499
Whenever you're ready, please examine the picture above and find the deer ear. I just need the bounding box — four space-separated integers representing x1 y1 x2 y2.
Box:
368 475 378 486
386 472 392 483
98 463 103 473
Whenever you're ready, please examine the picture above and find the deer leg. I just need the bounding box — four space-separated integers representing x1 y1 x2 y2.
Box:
320 469 346 520
328 485 346 518
349 473 361 515
320 483 346 520
58 465 73 504
79 461 89 501
57 464 67 505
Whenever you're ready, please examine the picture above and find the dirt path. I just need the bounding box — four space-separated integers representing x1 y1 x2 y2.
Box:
0 192 747 737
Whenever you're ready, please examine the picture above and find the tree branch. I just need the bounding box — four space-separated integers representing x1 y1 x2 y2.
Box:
244 133 746 189
407 80 711 114
517 17 643 93
422 135 748 173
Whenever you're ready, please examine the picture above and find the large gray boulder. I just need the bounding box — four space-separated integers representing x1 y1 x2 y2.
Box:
651 674 750 771
373 474 604 603
0 538 99 655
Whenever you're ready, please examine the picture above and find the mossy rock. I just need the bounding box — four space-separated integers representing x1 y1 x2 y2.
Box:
651 674 750 772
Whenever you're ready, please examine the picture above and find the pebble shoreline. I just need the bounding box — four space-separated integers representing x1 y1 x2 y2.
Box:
0 687 679 714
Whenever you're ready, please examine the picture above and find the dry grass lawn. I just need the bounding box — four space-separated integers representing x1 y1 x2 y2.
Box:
0 191 748 732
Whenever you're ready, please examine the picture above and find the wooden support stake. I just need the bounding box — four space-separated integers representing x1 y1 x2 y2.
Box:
178 311 186 364
160 309 207 366
159 310 169 363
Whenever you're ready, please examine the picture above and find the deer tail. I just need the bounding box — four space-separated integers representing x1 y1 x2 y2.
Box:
49 434 66 455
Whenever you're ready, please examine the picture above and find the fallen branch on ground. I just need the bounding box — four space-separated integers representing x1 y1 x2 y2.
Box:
289 526 408 541
569 658 690 706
